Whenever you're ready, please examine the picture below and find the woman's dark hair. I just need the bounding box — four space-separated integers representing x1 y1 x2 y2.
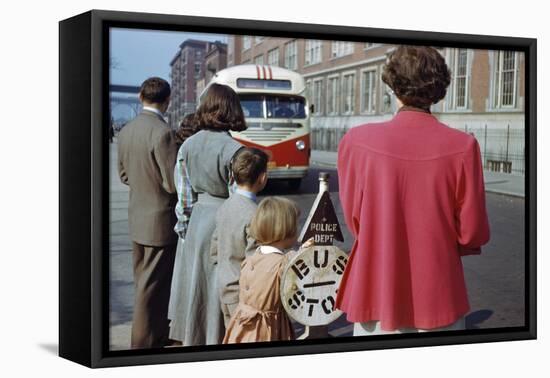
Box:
175 113 198 145
381 46 451 108
232 147 269 186
139 77 171 104
195 84 247 132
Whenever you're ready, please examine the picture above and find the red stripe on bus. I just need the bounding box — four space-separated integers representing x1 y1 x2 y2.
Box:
256 65 261 79
232 134 310 167
262 66 267 80
268 66 273 79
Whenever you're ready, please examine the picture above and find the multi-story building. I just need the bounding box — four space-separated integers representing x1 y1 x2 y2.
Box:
167 39 209 129
168 39 228 128
195 41 228 103
227 35 526 174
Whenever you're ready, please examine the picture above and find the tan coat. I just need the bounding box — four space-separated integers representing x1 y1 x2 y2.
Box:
117 110 179 246
223 249 295 344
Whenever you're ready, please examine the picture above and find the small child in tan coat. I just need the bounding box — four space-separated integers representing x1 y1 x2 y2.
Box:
223 197 313 344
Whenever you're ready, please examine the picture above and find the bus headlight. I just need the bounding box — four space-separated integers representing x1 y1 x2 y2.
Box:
296 140 306 151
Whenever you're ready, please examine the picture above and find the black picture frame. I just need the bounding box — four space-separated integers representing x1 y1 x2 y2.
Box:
59 9 537 368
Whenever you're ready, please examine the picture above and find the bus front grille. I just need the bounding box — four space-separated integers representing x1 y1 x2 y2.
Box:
240 129 295 142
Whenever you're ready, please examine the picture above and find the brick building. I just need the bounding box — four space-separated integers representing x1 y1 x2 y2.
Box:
168 40 224 129
227 35 526 174
196 41 228 104
168 39 228 129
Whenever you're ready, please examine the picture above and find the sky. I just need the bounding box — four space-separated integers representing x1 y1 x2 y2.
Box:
109 27 229 86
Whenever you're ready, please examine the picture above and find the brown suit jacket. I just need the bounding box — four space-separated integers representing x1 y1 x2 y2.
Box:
118 110 178 246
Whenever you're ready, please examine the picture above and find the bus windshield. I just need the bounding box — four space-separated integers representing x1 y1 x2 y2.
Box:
239 94 306 119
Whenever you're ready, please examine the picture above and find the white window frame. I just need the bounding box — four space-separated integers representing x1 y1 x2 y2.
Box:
331 41 354 59
254 54 264 65
312 78 324 115
341 70 356 115
380 80 394 114
284 40 298 70
446 48 471 111
492 50 519 109
360 66 377 114
305 40 323 66
306 79 312 115
242 36 251 51
194 62 202 79
306 79 312 97
268 48 280 66
327 73 341 115
363 43 380 50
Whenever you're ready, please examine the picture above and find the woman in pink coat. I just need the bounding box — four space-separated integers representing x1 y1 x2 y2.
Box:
335 46 490 335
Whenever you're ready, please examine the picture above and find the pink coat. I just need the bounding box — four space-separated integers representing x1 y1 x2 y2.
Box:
335 108 490 330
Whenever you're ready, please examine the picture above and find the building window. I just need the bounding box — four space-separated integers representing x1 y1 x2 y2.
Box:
284 40 298 70
331 41 354 58
255 36 264 44
342 72 356 114
381 81 393 114
493 50 519 108
194 62 201 79
195 50 202 59
327 75 340 115
268 48 280 66
254 54 264 65
312 78 324 115
305 40 322 66
360 68 377 114
447 48 470 110
242 36 251 51
364 43 378 50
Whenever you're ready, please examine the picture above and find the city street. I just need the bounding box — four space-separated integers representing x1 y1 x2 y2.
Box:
109 142 525 350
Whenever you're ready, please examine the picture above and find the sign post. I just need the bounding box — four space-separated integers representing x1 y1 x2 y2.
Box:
280 172 348 339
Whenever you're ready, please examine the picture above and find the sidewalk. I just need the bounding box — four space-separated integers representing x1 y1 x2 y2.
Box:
311 150 525 198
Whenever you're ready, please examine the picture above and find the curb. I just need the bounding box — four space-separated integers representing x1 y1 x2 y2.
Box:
485 189 525 199
311 160 337 169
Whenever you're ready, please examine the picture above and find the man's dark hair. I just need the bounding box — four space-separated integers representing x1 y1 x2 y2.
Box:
139 77 171 104
382 46 451 109
232 147 269 186
195 84 247 132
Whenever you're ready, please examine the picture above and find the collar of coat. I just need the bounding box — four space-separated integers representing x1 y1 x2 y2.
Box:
397 105 432 114
258 245 284 255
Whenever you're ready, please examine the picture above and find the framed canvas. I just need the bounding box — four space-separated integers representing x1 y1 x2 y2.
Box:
59 9 537 368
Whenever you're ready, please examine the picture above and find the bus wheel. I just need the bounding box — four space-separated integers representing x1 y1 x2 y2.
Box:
288 178 302 191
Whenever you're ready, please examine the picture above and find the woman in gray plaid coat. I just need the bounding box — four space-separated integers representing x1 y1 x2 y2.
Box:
167 84 245 346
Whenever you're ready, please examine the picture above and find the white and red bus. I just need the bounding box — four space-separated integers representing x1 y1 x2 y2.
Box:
201 64 311 190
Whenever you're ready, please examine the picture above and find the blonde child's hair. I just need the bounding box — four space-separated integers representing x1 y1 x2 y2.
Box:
250 196 300 245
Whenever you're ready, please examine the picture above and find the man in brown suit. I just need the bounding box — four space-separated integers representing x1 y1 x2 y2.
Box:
117 77 179 349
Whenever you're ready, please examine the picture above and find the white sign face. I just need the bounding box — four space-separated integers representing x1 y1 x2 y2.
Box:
280 246 348 326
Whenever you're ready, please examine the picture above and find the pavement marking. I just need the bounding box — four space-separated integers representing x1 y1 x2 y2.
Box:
329 324 354 337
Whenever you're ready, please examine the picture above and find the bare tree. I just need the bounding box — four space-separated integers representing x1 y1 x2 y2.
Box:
109 57 121 70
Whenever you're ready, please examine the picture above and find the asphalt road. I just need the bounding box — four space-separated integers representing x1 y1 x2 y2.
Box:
109 143 525 350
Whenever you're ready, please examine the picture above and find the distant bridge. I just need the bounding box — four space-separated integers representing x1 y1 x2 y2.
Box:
110 84 141 122
110 84 140 94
